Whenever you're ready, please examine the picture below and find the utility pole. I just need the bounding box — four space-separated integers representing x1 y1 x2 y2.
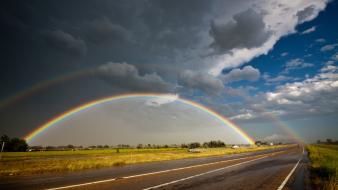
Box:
0 141 4 160
1 141 4 152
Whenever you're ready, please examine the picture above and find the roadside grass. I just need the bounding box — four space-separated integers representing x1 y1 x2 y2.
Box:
0 145 287 176
307 145 338 190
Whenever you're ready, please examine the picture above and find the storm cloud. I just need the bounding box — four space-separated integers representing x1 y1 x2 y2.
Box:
210 9 271 52
97 62 176 92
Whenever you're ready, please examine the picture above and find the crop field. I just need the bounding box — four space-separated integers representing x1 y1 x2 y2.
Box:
307 145 338 189
0 145 286 176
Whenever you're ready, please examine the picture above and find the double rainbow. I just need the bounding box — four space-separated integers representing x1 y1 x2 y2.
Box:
24 93 255 145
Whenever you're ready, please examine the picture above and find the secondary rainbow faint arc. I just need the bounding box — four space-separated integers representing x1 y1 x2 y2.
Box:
24 93 255 145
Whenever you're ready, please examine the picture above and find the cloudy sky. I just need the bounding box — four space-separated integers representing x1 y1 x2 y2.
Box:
1 0 338 145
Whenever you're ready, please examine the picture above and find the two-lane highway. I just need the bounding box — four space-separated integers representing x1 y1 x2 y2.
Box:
1 146 304 190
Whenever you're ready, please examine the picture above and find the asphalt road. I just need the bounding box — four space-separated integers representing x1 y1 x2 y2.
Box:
1 146 306 190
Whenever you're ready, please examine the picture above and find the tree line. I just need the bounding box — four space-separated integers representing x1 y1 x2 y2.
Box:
316 139 338 145
1 134 250 152
1 135 28 152
29 140 230 151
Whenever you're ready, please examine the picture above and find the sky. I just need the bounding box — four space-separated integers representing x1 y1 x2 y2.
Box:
1 0 338 145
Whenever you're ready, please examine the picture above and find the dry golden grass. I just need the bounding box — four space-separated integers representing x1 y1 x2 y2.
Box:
0 145 286 176
307 145 338 190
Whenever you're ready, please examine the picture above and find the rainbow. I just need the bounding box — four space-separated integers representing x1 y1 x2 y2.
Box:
24 93 255 145
0 69 91 110
1 67 303 144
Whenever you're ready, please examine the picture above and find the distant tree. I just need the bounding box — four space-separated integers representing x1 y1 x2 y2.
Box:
117 144 130 148
202 140 225 148
1 134 10 143
216 140 226 147
67 144 74 149
202 142 209 148
188 142 201 149
104 145 109 149
317 140 321 144
46 146 56 150
180 143 188 148
137 144 143 149
1 134 10 151
57 145 67 149
31 146 43 150
7 138 28 152
163 144 169 148
326 139 333 144
97 145 103 149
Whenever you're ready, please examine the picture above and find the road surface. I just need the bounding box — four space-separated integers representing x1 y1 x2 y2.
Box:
1 146 307 190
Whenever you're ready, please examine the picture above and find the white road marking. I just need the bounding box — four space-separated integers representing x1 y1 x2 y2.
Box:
46 150 286 190
47 178 117 190
46 156 254 190
276 146 304 190
143 156 268 190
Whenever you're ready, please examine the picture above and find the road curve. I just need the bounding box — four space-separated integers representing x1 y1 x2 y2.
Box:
0 146 304 190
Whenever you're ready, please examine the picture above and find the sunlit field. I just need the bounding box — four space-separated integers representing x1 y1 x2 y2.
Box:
0 145 287 176
307 145 338 190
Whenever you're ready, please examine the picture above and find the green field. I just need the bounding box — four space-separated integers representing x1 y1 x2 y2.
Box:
0 145 286 176
307 145 338 190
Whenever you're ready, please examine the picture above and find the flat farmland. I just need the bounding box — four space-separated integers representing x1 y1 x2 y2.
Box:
0 145 287 176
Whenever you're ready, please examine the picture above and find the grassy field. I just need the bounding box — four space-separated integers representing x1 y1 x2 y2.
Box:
0 145 286 176
307 145 338 190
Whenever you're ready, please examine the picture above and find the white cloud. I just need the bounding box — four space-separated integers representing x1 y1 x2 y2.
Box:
281 52 289 57
263 134 291 142
230 113 255 121
326 60 335 65
332 53 338 61
145 94 179 107
264 75 294 83
301 26 316 35
315 38 326 43
320 44 338 52
228 65 338 122
208 0 327 76
264 71 338 115
321 65 338 73
283 58 314 73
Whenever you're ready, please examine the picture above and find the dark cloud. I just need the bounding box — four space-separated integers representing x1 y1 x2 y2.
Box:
296 5 316 23
43 30 87 56
0 0 331 140
178 70 224 95
84 17 132 45
97 62 175 92
209 9 271 52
